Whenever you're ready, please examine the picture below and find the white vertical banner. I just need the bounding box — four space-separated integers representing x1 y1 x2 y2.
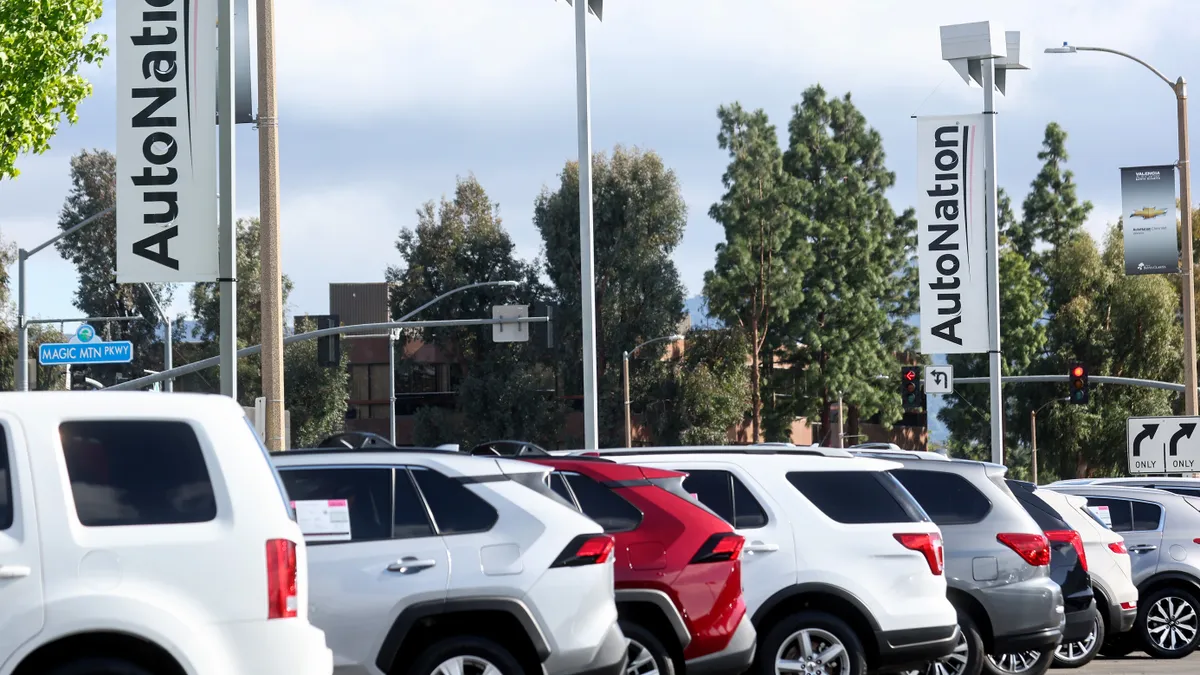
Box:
916 114 989 355
116 0 219 282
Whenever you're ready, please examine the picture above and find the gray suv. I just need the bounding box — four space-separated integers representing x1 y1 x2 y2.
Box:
1046 484 1200 659
850 451 1065 675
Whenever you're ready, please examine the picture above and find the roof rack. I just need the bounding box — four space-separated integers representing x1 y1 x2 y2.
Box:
846 448 951 461
469 440 553 458
317 431 397 450
578 445 855 459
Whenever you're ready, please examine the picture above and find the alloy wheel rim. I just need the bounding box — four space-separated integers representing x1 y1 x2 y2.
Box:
900 629 969 675
1054 621 1098 663
432 655 503 675
1147 595 1199 652
626 639 660 675
986 650 1042 673
775 627 851 675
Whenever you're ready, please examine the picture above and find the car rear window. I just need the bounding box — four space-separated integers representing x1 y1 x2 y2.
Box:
280 467 396 542
680 469 768 529
1008 482 1069 531
788 471 930 524
553 471 643 533
410 467 498 535
0 429 11 531
891 469 991 526
60 420 218 527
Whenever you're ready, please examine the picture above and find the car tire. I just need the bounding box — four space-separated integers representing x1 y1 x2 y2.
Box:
1137 586 1200 659
984 649 1053 675
1052 609 1104 668
900 610 984 675
46 659 156 675
621 620 677 675
756 610 867 675
407 636 524 675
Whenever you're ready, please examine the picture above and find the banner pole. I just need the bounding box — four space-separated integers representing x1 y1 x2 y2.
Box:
982 57 1005 465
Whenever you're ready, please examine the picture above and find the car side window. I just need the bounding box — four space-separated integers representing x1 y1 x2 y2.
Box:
393 469 436 539
788 471 927 524
550 472 577 507
891 469 991 526
280 467 395 543
410 467 498 535
60 420 217 527
679 469 767 530
1131 501 1163 531
731 474 769 529
0 428 11 531
1085 498 1134 533
562 472 643 533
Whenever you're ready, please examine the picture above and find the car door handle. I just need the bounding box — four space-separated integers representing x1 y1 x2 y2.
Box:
744 542 779 553
386 557 438 574
0 565 31 579
1129 545 1158 553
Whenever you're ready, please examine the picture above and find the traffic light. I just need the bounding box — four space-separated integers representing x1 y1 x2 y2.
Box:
1069 363 1089 405
298 314 341 368
901 366 922 410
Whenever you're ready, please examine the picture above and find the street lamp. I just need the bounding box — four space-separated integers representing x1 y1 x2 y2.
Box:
1044 42 1196 417
939 22 1029 465
1030 396 1069 485
557 0 603 450
623 334 684 447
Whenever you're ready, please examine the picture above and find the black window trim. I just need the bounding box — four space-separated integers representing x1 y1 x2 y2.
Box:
0 424 12 532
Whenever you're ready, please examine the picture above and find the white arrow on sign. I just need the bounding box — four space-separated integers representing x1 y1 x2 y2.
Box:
924 365 954 395
1127 416 1200 474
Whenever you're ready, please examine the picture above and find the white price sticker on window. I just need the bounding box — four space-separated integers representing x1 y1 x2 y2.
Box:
292 499 352 542
1088 505 1112 529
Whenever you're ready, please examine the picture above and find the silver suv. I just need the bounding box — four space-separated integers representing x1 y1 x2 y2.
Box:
1046 484 1200 659
850 451 1064 675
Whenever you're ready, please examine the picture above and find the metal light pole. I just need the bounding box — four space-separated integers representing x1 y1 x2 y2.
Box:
218 0 238 401
622 334 684 447
1030 397 1068 484
558 0 603 449
143 283 173 392
940 23 1028 465
1045 43 1196 416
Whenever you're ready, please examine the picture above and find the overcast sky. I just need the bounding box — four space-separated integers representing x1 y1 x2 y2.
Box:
4 0 1199 336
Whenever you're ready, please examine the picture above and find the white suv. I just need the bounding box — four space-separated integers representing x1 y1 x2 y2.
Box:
271 447 627 675
592 446 959 675
0 392 332 675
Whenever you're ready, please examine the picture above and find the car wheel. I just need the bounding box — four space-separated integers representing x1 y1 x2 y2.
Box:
900 610 984 675
1052 609 1104 668
1138 586 1200 659
757 610 867 675
46 659 155 675
620 620 677 675
407 636 523 675
983 649 1053 675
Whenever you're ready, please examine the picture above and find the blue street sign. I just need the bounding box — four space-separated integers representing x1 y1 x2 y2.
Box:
37 323 135 366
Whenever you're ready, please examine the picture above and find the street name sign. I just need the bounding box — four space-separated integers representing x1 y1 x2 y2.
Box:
925 365 954 394
38 324 134 366
1127 416 1200 474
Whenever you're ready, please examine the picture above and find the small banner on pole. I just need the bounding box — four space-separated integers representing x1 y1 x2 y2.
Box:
1121 165 1179 276
915 115 989 355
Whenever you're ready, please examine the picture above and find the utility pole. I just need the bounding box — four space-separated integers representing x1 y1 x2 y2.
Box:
1176 77 1196 416
257 0 286 450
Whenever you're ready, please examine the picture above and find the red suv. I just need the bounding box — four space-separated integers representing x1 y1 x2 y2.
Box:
471 442 756 675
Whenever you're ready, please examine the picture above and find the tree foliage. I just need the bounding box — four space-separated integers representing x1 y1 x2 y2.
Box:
704 103 805 441
0 0 107 180
534 146 688 446
286 318 350 448
641 329 750 446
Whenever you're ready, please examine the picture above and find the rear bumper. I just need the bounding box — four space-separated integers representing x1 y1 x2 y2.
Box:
1062 601 1097 642
1110 604 1137 634
992 624 1063 654
562 622 627 675
873 624 960 673
684 615 756 675
222 620 333 675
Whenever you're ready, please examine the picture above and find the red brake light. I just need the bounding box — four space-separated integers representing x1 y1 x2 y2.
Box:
1121 601 1138 610
266 539 298 619
997 533 1051 567
1046 529 1088 572
550 534 615 567
691 533 745 564
894 532 945 576
1108 541 1128 555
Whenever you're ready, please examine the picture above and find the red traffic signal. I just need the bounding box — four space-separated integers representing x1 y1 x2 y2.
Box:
1071 366 1084 378
904 369 917 382
1068 362 1089 405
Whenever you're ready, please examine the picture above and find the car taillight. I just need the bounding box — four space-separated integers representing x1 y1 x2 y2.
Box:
691 533 745 564
1121 601 1137 610
1108 541 1128 555
1045 529 1088 572
550 534 615 568
997 532 1051 567
266 539 298 619
894 532 945 576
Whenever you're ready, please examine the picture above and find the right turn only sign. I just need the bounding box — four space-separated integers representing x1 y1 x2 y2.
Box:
1127 416 1200 474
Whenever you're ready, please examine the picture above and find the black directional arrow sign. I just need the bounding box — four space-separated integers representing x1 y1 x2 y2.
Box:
1132 424 1159 457
1171 423 1197 456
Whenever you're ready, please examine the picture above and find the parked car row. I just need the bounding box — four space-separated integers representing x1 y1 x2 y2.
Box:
3 393 1199 675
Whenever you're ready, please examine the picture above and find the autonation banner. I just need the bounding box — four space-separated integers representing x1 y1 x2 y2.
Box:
116 0 218 282
1121 165 1179 276
916 115 989 355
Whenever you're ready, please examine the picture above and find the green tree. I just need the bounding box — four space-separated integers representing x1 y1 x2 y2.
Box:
1019 122 1094 284
703 103 806 441
54 150 172 386
286 317 350 447
641 328 751 445
0 0 107 180
534 146 688 446
771 85 917 438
